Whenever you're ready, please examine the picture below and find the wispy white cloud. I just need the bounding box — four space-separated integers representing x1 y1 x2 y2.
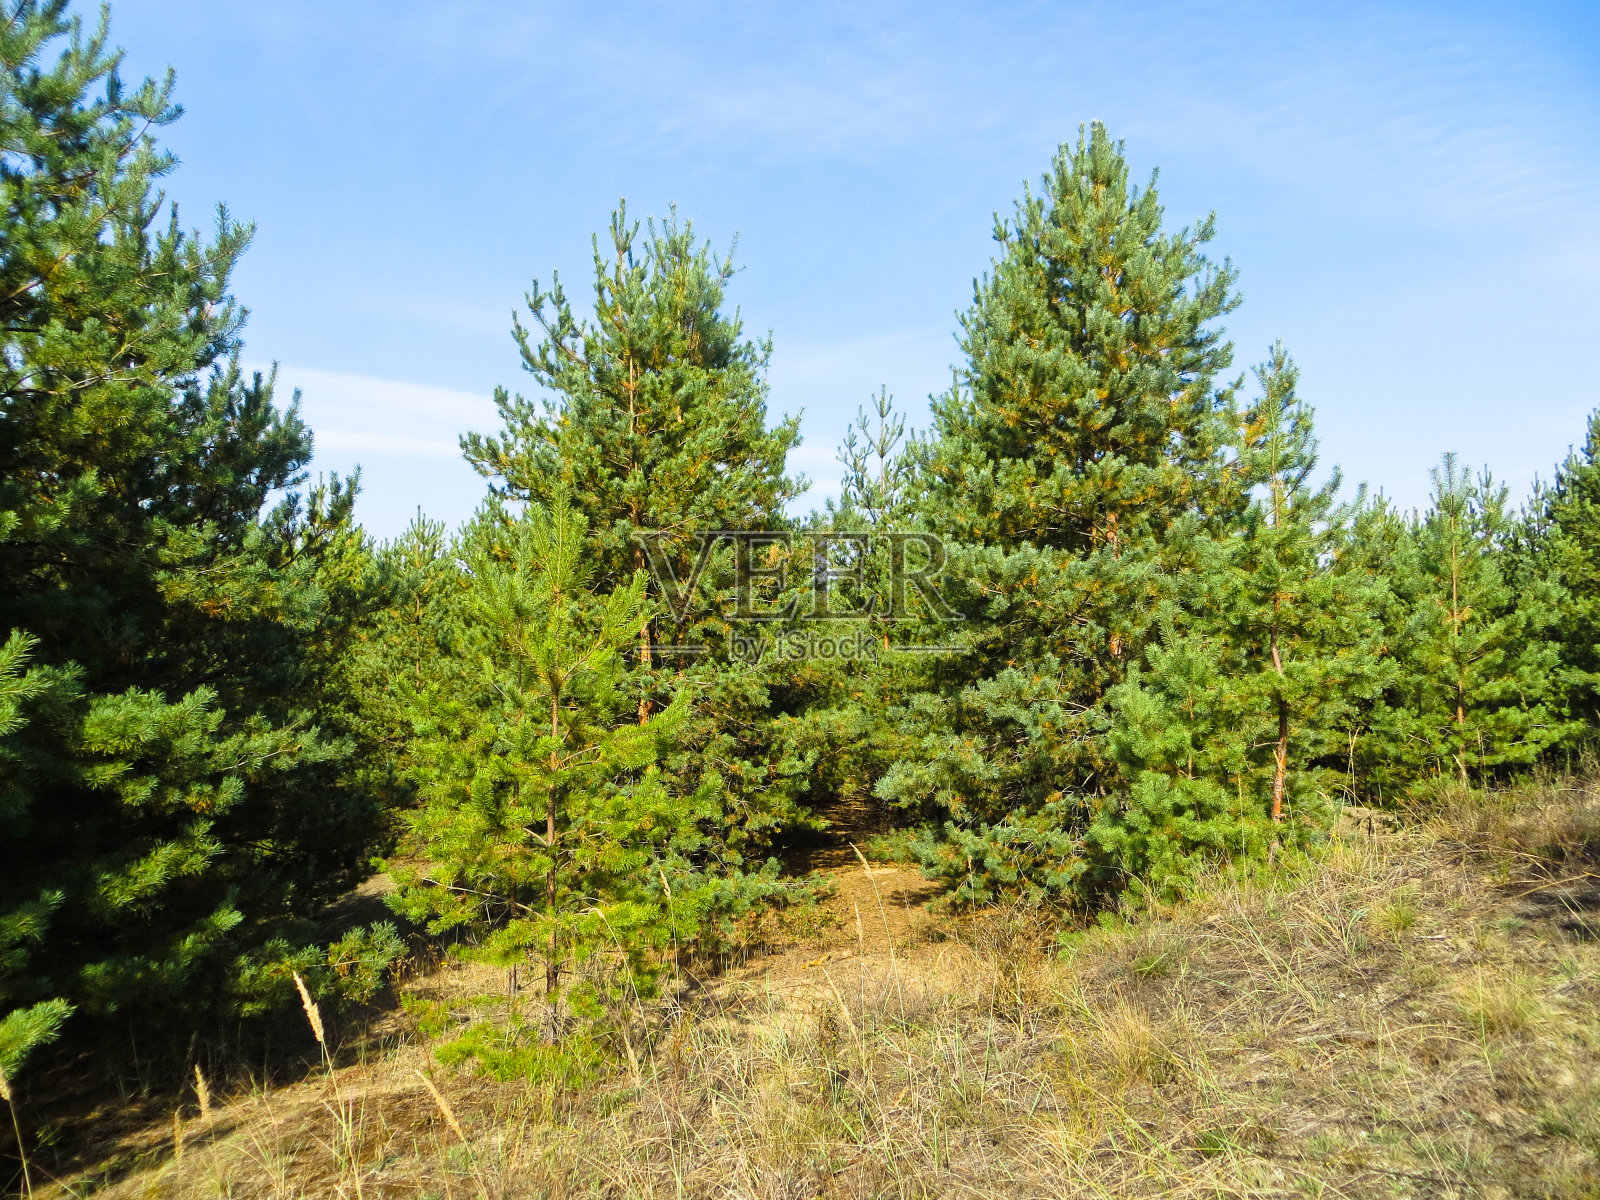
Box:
253 365 500 535
313 430 463 457
1133 6 1600 231
268 366 499 447
517 0 1598 233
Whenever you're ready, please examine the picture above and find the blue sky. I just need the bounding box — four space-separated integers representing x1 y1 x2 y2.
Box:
112 0 1600 539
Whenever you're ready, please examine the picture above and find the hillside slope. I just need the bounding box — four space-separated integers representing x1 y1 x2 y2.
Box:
49 780 1600 1199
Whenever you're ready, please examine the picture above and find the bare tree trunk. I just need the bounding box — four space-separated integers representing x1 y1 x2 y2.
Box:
1270 611 1288 823
638 618 653 723
1451 509 1468 783
547 696 560 1006
633 530 653 724
1271 703 1289 822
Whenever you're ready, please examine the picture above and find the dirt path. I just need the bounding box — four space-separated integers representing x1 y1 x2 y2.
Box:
741 791 946 991
779 789 893 872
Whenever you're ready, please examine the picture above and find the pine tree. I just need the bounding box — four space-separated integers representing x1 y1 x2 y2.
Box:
1213 347 1389 823
916 122 1239 559
462 204 801 638
878 124 1243 904
827 386 920 628
0 0 393 1082
836 386 915 531
1095 347 1389 888
461 205 806 861
386 497 781 1064
344 513 460 792
1526 408 1600 732
1371 455 1567 784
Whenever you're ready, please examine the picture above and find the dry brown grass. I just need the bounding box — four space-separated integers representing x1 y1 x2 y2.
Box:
1418 770 1600 880
51 779 1600 1200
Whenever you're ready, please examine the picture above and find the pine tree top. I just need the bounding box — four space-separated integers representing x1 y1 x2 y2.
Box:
462 204 803 589
923 122 1240 552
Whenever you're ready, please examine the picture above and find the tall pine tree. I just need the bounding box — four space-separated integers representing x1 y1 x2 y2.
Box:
0 0 392 1091
878 124 1243 904
462 205 807 862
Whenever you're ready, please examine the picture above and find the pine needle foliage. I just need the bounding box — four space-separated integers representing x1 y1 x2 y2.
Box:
6 2 1600 1122
0 0 397 1090
1524 408 1600 732
1099 347 1389 891
0 633 71 1083
387 495 788 1053
461 205 808 861
879 123 1245 904
1366 456 1568 785
462 204 802 591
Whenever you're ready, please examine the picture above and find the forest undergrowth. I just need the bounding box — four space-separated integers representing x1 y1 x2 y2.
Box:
47 773 1600 1200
